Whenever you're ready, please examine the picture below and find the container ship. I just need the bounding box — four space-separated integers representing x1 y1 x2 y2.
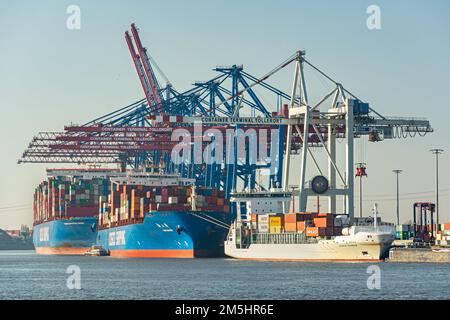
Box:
32 169 122 255
224 191 395 262
96 172 230 258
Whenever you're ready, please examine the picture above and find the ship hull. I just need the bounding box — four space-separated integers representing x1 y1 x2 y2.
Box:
33 217 98 255
225 232 394 262
225 242 390 262
97 211 228 258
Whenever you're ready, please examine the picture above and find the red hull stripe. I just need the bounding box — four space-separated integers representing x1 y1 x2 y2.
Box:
229 258 383 262
35 247 90 255
110 249 195 258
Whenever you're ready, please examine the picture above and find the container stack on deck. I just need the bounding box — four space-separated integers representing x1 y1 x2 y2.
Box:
99 185 230 228
435 223 450 245
250 212 343 238
395 224 412 240
33 176 111 225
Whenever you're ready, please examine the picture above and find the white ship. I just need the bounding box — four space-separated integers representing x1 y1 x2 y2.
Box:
224 191 394 262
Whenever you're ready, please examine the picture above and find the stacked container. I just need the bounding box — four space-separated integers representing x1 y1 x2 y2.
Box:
269 215 284 233
395 224 412 240
284 213 313 232
98 185 229 229
33 176 111 225
257 214 269 233
247 212 342 238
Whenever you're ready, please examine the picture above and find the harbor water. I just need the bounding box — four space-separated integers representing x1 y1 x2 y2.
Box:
0 251 448 300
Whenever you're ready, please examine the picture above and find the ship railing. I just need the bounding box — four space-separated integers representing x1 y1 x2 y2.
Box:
353 225 395 234
250 232 316 245
354 222 394 226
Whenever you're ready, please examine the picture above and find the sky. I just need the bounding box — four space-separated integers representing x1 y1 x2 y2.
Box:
0 0 450 229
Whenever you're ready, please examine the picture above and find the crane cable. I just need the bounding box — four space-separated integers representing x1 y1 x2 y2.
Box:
147 52 173 87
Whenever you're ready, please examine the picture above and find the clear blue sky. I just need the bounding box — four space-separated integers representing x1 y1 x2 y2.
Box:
1 0 450 229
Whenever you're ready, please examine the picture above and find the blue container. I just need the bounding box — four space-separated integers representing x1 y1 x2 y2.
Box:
354 101 370 115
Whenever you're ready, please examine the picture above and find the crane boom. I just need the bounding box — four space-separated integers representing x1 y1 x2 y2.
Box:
130 23 163 108
125 31 156 108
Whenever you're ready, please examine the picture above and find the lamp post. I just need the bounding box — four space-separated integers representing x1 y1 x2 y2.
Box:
392 170 402 225
430 149 443 236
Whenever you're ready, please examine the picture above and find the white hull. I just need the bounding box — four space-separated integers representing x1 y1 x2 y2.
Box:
225 227 394 262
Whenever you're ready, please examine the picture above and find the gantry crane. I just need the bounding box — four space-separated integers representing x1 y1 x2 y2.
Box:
18 25 433 221
125 23 164 113
178 50 432 220
19 25 296 196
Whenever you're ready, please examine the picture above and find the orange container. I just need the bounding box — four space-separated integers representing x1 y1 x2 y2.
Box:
251 214 258 222
306 227 326 237
297 221 306 231
217 198 225 206
285 222 297 232
314 217 334 228
443 223 450 230
285 213 301 223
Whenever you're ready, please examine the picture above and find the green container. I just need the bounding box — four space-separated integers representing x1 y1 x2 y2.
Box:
395 231 411 240
401 231 410 240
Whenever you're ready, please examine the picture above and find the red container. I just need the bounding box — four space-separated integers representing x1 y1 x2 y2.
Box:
157 203 187 212
67 206 98 217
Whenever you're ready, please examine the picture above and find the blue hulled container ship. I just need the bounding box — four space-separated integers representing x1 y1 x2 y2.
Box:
97 211 228 258
33 217 98 255
96 173 230 258
32 169 123 255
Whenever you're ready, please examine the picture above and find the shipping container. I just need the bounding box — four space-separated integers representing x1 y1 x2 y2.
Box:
297 221 307 232
284 222 297 232
306 227 326 237
258 214 270 224
269 226 282 234
269 215 283 227
396 224 411 232
313 217 334 228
